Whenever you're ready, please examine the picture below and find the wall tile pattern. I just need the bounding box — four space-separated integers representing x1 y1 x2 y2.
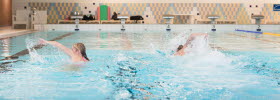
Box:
25 2 280 24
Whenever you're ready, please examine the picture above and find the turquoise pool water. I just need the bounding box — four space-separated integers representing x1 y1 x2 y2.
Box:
0 31 279 99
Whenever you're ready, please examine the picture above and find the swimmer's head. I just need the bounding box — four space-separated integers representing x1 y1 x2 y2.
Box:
177 45 184 52
72 43 89 61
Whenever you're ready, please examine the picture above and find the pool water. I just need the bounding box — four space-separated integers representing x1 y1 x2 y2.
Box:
0 31 279 99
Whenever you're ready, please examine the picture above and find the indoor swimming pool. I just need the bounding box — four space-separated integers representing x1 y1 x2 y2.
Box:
0 30 279 99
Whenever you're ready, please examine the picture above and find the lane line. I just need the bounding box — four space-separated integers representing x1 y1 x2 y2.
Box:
235 29 280 37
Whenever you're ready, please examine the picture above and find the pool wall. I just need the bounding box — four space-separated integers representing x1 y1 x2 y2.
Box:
34 24 280 32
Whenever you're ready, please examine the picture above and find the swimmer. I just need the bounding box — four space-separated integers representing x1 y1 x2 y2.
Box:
174 45 185 56
39 38 89 62
174 33 208 56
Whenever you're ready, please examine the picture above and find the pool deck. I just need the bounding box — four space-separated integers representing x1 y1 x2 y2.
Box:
0 26 36 39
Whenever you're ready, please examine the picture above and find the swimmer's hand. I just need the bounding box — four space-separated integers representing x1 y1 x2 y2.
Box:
38 38 48 45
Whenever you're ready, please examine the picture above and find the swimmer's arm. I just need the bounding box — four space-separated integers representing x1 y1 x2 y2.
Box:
184 33 208 47
39 39 73 56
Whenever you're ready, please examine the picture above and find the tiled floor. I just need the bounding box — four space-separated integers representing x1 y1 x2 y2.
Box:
0 26 34 39
0 26 13 30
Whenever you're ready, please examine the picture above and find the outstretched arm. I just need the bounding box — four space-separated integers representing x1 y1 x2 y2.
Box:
39 38 73 56
184 33 208 47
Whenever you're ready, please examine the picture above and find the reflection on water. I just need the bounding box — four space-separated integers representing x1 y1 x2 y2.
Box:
1 38 11 58
97 32 110 48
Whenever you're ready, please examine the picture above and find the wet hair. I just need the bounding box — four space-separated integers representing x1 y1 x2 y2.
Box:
73 43 89 61
177 45 184 52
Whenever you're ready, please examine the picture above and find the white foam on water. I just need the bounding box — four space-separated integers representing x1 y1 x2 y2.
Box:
115 53 128 62
114 90 132 100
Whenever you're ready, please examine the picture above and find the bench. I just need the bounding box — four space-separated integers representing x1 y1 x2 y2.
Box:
58 20 143 24
197 19 237 24
58 20 100 24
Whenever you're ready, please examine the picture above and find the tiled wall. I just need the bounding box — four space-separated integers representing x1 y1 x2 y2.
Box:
12 0 280 24
28 3 81 24
261 4 280 24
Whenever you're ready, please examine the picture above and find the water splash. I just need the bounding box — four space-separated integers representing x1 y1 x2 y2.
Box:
167 30 190 52
25 37 45 63
169 32 250 88
135 31 280 99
